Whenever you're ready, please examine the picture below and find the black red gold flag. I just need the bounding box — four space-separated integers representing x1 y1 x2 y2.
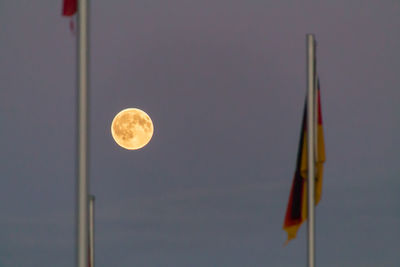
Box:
283 82 325 243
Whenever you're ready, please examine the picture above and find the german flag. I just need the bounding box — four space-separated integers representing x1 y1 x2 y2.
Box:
283 81 325 243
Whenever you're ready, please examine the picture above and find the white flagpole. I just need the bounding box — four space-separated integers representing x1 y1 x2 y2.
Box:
89 195 95 267
306 34 316 267
77 0 90 266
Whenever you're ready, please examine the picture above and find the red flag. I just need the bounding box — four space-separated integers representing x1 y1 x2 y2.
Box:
63 0 77 16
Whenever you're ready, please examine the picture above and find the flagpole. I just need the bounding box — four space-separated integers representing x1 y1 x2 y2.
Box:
89 195 95 267
306 33 316 267
77 0 90 266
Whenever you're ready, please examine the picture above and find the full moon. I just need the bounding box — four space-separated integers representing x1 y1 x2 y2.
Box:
111 108 154 150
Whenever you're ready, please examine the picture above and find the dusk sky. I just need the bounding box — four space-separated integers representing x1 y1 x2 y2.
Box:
0 1 399 266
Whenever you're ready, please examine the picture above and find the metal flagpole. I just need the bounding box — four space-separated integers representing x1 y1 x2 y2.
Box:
306 33 316 267
89 195 95 267
77 0 90 266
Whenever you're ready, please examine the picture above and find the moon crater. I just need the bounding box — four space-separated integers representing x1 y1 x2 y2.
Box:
111 108 154 150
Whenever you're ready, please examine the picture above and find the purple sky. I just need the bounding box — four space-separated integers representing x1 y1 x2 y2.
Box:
0 1 399 266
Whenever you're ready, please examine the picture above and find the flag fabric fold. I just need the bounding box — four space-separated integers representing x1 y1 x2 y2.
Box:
283 80 325 244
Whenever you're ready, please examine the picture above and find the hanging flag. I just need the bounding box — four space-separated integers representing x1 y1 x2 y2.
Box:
283 104 307 244
283 81 325 244
63 0 77 16
315 80 326 204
